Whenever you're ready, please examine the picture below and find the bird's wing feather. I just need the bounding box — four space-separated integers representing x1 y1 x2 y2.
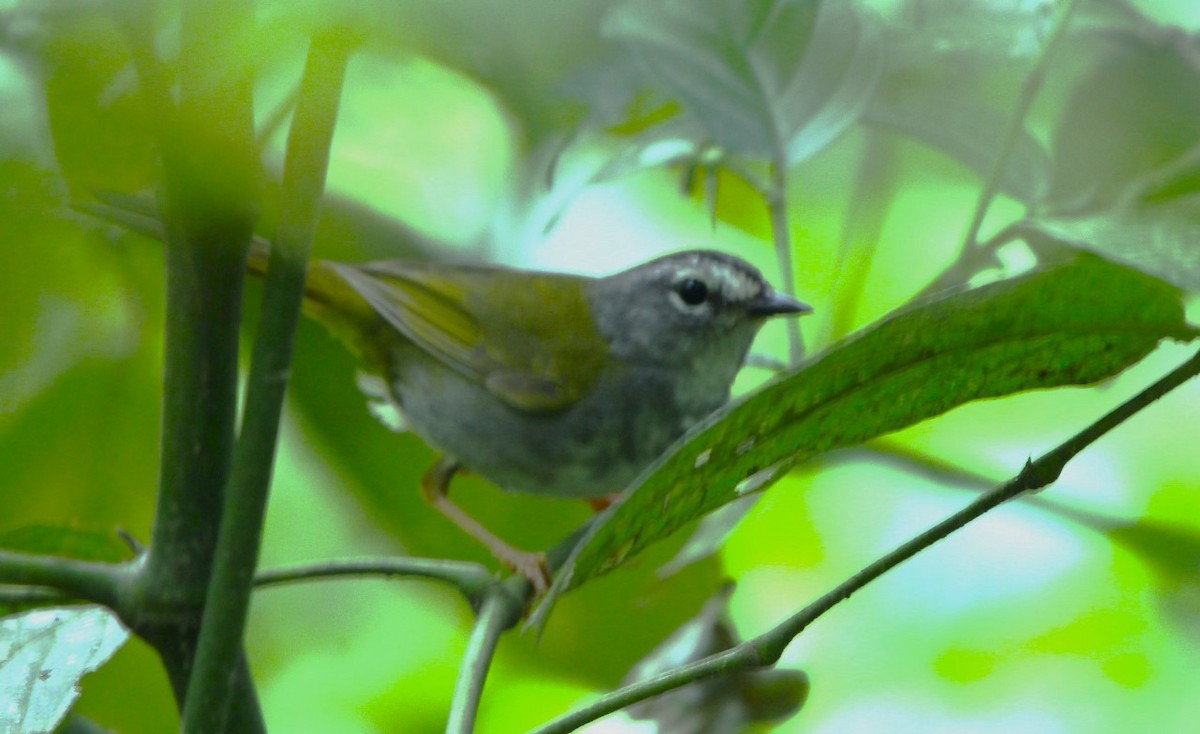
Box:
331 261 607 412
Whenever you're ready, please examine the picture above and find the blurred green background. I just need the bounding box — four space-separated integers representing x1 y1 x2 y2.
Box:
3 0 1200 732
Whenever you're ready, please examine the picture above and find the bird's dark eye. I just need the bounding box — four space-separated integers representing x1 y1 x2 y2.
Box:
675 278 709 306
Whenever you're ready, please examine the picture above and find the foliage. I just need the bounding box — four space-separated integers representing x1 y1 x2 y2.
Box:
1 0 1199 733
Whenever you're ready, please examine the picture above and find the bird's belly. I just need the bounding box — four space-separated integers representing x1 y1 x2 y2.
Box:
387 358 707 499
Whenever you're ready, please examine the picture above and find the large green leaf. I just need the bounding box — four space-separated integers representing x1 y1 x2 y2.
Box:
533 256 1193 623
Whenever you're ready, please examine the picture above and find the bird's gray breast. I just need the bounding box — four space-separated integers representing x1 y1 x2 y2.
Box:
385 350 718 499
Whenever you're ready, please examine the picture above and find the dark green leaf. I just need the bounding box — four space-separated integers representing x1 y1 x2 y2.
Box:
0 526 133 565
535 256 1192 622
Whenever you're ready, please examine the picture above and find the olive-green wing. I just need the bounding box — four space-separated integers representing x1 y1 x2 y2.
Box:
330 261 608 412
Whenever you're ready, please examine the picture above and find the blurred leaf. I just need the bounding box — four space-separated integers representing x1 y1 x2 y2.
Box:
622 584 808 733
0 606 129 734
0 162 162 539
0 526 132 564
864 92 1051 205
0 352 162 537
535 255 1192 621
38 12 156 193
604 0 882 163
656 494 758 580
1023 197 1200 291
880 0 1059 67
1105 518 1200 639
589 122 706 184
58 714 116 734
1107 518 1200 588
1047 28 1200 213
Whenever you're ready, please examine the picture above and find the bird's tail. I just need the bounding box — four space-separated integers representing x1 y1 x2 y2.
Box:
83 192 387 365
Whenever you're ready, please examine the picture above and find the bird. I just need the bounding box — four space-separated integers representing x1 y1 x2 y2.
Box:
265 246 811 591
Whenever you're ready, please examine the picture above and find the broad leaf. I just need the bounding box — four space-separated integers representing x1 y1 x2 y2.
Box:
533 256 1192 623
604 0 882 164
1047 28 1200 213
1024 199 1200 292
0 606 129 734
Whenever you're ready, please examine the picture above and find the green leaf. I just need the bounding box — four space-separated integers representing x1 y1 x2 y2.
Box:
0 526 133 565
40 14 156 193
1105 518 1200 639
1047 29 1200 213
1024 198 1200 292
534 256 1192 623
0 606 129 734
1107 518 1200 589
604 0 882 163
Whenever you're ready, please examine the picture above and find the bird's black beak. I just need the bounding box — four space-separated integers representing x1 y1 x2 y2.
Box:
748 290 813 317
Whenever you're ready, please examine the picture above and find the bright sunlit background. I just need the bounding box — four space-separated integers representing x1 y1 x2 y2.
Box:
3 0 1200 732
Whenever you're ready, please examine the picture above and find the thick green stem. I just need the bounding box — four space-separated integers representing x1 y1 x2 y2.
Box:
117 0 261 728
180 30 352 734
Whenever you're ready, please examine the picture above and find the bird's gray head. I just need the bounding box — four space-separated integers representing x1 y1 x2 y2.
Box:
589 250 810 369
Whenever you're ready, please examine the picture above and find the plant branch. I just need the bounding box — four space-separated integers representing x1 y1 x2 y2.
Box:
531 345 1200 734
0 552 126 609
824 130 897 343
0 586 75 609
964 0 1076 248
117 3 264 731
924 0 1078 297
253 557 495 600
767 162 804 364
447 587 525 734
181 29 352 734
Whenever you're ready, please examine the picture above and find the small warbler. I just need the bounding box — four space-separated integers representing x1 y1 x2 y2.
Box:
265 247 809 590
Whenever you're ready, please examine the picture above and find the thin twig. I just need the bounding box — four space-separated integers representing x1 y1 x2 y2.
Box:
0 586 77 609
446 587 525 734
253 557 495 600
824 130 897 343
0 553 126 609
767 162 804 364
963 0 1077 249
925 0 1079 297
